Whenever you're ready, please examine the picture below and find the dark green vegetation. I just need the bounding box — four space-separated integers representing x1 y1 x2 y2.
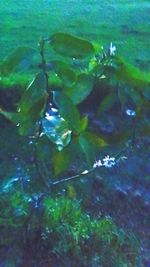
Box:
0 1 150 266
0 31 150 266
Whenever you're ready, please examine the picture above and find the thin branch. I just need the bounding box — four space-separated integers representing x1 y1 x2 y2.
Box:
52 168 94 186
52 145 129 186
39 39 49 93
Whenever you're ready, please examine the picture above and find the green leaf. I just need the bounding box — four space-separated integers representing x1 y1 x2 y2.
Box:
16 73 48 135
42 115 72 151
18 96 47 135
0 47 35 76
88 57 98 72
0 108 20 125
115 57 150 87
78 132 107 165
53 91 81 133
51 60 77 86
18 72 47 113
80 116 88 132
88 57 104 76
1 75 47 135
78 133 96 165
50 33 95 59
64 73 94 104
85 132 108 148
98 92 116 113
0 94 46 136
52 148 71 175
48 71 63 88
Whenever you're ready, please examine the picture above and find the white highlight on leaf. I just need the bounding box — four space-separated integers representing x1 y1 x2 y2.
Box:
51 107 58 113
45 113 53 121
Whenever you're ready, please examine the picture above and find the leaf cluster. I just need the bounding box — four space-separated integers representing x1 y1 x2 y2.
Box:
0 32 148 266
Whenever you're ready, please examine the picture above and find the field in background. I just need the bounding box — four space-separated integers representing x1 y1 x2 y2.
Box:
1 0 150 69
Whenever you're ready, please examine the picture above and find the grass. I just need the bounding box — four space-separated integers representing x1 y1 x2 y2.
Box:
1 0 150 70
0 194 139 266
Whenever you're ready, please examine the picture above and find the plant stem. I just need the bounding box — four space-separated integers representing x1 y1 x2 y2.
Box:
39 39 49 93
52 168 94 186
52 145 129 186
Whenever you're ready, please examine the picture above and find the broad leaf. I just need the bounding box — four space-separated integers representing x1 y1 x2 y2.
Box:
78 133 96 165
115 57 150 87
51 60 77 86
52 148 71 175
50 33 95 59
64 73 94 104
18 72 47 113
0 108 20 125
88 57 104 76
0 95 47 136
78 132 107 165
0 47 35 75
18 96 47 135
80 116 88 132
53 91 81 133
42 115 72 151
16 73 48 135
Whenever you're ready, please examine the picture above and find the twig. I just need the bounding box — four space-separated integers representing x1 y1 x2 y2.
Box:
52 168 94 186
39 38 49 93
52 145 129 186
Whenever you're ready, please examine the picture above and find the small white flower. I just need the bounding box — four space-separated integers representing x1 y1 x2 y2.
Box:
103 155 116 168
93 160 103 168
93 155 117 169
103 155 115 162
125 109 136 117
109 42 116 56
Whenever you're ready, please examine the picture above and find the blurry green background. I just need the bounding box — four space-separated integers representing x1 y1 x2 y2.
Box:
1 0 150 69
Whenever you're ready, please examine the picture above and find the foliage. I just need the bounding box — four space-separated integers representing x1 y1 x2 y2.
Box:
0 32 149 266
0 32 149 175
